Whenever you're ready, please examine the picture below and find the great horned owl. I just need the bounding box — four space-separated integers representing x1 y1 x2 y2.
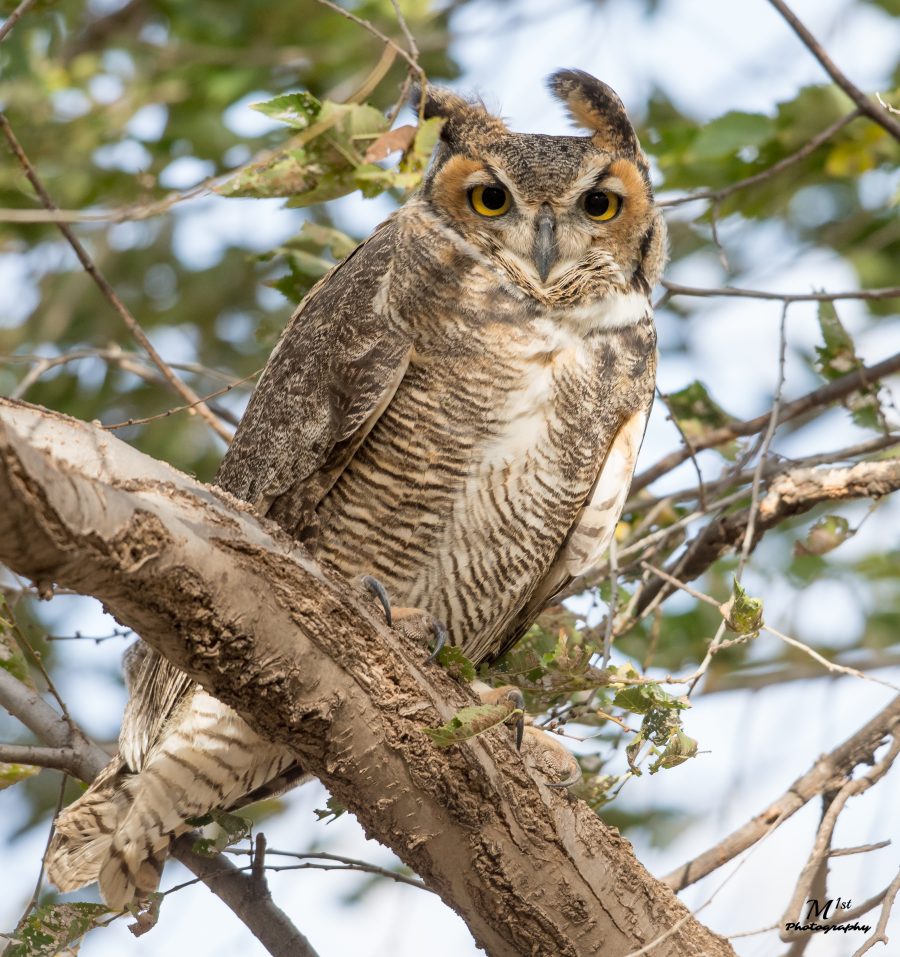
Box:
47 69 665 908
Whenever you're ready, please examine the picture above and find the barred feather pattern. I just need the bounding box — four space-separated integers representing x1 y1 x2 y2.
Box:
47 72 665 909
47 664 300 910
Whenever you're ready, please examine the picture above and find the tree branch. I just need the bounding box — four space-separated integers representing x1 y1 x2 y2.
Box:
632 351 900 492
766 0 900 142
0 397 735 957
628 459 900 624
664 694 900 892
0 743 83 773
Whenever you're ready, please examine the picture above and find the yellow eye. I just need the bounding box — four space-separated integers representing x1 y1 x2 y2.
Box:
583 190 621 221
469 184 511 217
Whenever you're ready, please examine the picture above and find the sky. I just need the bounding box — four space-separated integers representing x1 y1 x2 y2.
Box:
2 1 899 956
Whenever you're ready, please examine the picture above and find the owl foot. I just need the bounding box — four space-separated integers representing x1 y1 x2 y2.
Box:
393 607 450 663
358 576 448 663
521 726 582 789
477 684 525 750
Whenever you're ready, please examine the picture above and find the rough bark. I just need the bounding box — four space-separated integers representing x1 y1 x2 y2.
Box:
0 398 735 957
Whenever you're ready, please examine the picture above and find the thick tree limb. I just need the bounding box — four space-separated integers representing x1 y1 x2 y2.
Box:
0 398 735 957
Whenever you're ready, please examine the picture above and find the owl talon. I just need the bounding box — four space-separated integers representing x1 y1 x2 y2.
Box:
477 684 526 750
424 618 449 664
360 575 392 627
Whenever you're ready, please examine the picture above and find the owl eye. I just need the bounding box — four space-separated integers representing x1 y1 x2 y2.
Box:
469 184 511 217
583 190 621 222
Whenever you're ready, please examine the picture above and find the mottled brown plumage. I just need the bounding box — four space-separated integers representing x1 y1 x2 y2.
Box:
47 69 666 908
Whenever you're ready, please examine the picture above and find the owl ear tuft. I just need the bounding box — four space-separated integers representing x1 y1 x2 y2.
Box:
548 69 639 156
411 84 507 148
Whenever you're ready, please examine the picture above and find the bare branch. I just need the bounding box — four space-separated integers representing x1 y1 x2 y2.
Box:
659 280 900 304
633 351 900 492
851 869 900 957
628 459 900 625
0 114 232 445
659 110 862 208
766 0 900 142
779 728 900 932
664 694 900 892
0 0 39 43
0 743 83 773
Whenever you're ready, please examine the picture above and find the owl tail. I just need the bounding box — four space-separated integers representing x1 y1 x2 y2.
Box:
49 689 299 911
45 757 165 901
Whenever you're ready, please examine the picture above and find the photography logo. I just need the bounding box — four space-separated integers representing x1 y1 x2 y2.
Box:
785 898 871 936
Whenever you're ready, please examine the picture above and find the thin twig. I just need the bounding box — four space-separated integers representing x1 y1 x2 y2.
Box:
738 302 789 576
659 110 862 208
102 370 258 431
0 0 39 43
313 0 424 82
0 113 232 444
659 280 900 304
389 0 420 60
15 772 69 929
851 868 900 957
632 351 900 492
766 0 900 142
227 847 430 892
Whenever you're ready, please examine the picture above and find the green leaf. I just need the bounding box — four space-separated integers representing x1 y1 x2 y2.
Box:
191 809 251 855
649 731 699 773
688 111 775 160
612 683 688 716
313 796 346 824
0 596 36 688
816 301 860 378
412 116 445 163
251 91 321 129
8 903 108 956
720 579 764 637
424 703 518 748
218 96 391 204
814 302 883 429
436 645 476 683
795 515 853 557
665 381 739 458
0 762 40 791
294 221 358 260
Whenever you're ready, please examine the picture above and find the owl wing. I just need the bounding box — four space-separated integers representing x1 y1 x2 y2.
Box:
215 215 412 539
120 217 412 793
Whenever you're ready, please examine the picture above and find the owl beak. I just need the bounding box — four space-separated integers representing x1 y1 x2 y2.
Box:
533 206 558 283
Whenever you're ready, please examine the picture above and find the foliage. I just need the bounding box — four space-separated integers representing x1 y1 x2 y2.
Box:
0 0 899 948
7 902 109 957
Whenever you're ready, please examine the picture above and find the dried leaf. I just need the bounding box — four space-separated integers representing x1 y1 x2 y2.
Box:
649 731 699 773
363 124 416 162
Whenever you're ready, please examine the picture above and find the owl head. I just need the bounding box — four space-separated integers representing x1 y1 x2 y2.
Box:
415 70 666 305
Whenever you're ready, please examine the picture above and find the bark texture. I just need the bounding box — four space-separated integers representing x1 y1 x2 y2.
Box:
0 398 735 957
